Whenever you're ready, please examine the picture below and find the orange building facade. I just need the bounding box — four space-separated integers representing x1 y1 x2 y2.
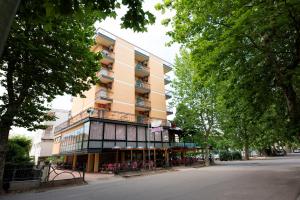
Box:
52 29 197 173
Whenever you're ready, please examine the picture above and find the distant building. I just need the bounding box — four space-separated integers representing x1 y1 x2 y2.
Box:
30 109 69 164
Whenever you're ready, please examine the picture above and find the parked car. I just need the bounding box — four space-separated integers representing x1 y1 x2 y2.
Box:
274 149 285 156
293 149 300 153
213 154 220 160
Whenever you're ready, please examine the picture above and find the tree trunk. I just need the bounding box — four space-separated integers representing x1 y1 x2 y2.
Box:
0 0 21 57
244 142 250 160
0 124 11 193
281 83 300 133
204 146 210 166
204 135 210 166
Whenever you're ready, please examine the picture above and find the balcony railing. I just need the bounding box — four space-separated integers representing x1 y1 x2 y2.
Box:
164 75 171 85
54 108 170 133
135 80 150 94
165 90 172 100
97 68 114 83
163 63 172 73
136 115 149 124
95 89 113 103
135 63 150 77
135 97 151 111
101 50 114 64
167 107 173 115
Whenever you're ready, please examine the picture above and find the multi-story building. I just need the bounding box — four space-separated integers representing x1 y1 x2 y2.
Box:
30 109 69 164
52 29 197 172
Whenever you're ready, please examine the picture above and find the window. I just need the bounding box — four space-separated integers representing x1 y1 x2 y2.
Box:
90 122 103 140
104 123 115 140
127 125 136 141
116 125 126 140
137 127 146 141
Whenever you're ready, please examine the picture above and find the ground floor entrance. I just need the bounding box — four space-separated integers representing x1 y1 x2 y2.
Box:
62 147 203 173
63 148 170 173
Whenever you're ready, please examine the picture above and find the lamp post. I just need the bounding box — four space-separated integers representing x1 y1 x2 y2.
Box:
147 119 151 170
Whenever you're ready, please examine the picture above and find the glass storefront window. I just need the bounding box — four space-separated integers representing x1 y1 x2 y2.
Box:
90 121 103 140
104 123 115 140
137 127 146 141
116 125 126 140
155 132 162 142
127 125 136 141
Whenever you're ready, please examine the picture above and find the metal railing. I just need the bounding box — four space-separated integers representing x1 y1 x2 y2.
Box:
167 107 173 115
54 108 170 133
3 164 43 183
95 89 113 101
164 75 171 84
136 98 151 109
101 50 114 60
135 80 150 90
97 68 114 79
165 90 172 99
135 63 149 73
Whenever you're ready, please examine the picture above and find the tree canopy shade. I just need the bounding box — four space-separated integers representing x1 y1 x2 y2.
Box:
172 50 220 165
157 0 300 137
0 0 155 191
0 0 155 56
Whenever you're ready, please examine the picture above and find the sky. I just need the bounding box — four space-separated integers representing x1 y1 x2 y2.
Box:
9 0 179 137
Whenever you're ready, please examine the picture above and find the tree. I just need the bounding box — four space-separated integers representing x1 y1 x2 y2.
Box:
172 50 219 166
157 0 300 138
0 0 155 190
0 0 21 57
6 136 32 164
0 0 155 56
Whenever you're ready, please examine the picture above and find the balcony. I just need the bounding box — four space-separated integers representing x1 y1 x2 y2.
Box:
135 80 150 94
164 75 171 85
95 31 115 47
167 107 173 115
101 50 114 65
163 63 172 73
54 107 171 133
135 97 151 111
97 68 114 83
165 90 172 100
135 63 150 77
135 50 149 62
136 115 149 124
95 89 113 104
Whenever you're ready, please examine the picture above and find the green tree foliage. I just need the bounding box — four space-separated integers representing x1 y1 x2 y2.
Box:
6 136 32 164
157 0 300 134
172 50 220 166
0 0 155 190
0 0 155 56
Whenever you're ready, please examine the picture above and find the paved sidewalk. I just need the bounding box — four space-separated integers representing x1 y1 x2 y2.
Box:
84 173 115 182
3 155 300 200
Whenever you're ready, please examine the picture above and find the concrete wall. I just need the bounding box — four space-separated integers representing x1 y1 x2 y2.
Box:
148 55 167 120
71 85 97 116
30 109 69 164
111 38 135 114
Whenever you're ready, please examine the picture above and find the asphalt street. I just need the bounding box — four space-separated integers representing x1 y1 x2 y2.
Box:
2 154 300 200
